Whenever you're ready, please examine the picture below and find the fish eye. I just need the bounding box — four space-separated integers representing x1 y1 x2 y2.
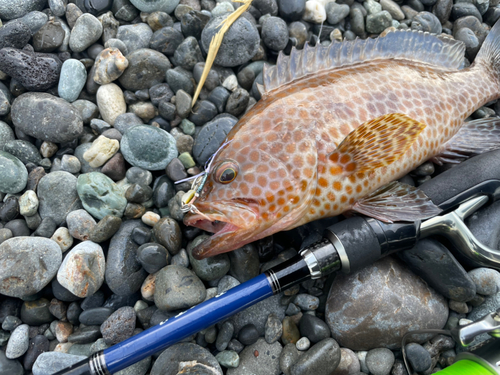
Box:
215 162 238 184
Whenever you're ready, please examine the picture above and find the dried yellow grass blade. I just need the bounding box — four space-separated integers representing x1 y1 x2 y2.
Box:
191 0 253 108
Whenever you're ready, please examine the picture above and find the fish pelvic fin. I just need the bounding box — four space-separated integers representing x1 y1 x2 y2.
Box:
475 19 500 84
352 181 441 223
328 113 426 174
432 117 500 165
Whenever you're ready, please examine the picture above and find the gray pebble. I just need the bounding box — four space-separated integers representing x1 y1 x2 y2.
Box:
228 338 281 375
290 338 340 375
0 151 28 194
467 268 500 295
101 306 136 345
262 16 289 51
119 48 171 91
32 352 87 375
6 324 29 359
405 343 431 373
69 14 103 53
365 348 394 375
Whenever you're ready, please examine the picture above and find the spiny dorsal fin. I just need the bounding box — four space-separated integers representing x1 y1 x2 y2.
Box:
263 30 465 94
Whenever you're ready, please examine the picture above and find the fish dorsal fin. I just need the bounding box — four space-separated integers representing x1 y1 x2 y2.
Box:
263 30 465 94
352 181 442 223
328 113 426 174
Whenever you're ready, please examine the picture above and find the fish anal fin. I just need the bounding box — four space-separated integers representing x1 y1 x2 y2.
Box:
328 113 426 174
352 181 442 223
432 117 500 165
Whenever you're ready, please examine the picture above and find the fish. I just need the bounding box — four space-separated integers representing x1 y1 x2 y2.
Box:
183 20 500 260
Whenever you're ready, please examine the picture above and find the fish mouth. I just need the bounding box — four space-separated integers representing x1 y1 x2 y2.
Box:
184 200 260 259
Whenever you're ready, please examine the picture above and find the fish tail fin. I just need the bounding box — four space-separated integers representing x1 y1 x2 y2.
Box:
475 20 500 82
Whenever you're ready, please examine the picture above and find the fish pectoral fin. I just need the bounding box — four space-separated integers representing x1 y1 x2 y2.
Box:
328 113 426 174
432 117 500 165
352 181 441 223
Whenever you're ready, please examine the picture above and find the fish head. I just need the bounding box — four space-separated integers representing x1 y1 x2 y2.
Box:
184 132 317 259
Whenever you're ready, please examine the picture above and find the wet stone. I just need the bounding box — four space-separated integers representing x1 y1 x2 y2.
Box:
405 343 432 373
0 151 28 194
154 265 206 311
6 324 29 359
166 67 195 95
238 324 260 346
23 334 49 371
173 36 204 71
69 14 103 53
32 352 87 374
67 209 97 241
116 23 154 54
105 220 149 295
299 314 331 344
365 348 394 375
100 306 136 345
150 342 222 375
227 338 281 375
12 92 83 143
201 14 260 67
193 115 237 165
326 256 448 350
79 308 113 326
57 241 106 298
0 237 62 298
121 125 178 171
77 172 127 220
21 298 54 326
187 235 230 281
119 48 171 91
136 242 170 274
398 239 476 302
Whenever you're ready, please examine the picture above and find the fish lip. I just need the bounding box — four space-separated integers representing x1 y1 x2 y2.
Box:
183 199 260 259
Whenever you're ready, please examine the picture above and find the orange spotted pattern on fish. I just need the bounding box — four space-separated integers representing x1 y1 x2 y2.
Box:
184 21 500 259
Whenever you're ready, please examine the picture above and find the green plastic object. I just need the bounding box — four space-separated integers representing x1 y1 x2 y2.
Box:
438 360 496 375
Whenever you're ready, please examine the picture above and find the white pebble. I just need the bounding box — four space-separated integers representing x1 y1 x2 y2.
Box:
142 211 161 226
303 0 327 23
83 135 120 167
19 190 39 216
459 318 473 326
40 141 58 158
222 75 238 91
50 227 74 253
296 337 311 351
96 83 126 125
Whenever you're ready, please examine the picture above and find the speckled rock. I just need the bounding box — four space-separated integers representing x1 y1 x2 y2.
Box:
118 48 171 91
0 151 28 194
325 256 448 350
227 338 282 375
11 92 83 143
0 0 46 20
0 237 62 298
57 241 105 298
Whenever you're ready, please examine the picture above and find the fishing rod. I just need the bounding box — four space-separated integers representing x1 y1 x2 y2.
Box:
54 149 500 375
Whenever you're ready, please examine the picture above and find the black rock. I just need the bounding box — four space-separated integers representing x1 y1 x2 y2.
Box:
24 335 49 370
112 0 139 21
181 10 211 39
238 324 260 345
228 244 260 283
225 88 250 117
452 3 482 21
207 86 230 114
52 278 81 302
159 100 177 121
81 290 106 310
150 83 174 106
4 219 30 237
132 226 152 245
152 175 176 208
103 293 141 310
2 315 22 331
137 305 157 329
66 302 83 325
0 21 32 50
67 325 102 344
77 0 113 16
166 67 195 96
398 239 476 302
405 343 432 373
100 306 136 345
32 20 65 52
125 184 153 204
0 298 22 324
173 36 204 71
193 114 238 165
118 48 171 91
0 196 19 222
484 5 500 25
136 242 170 274
299 314 331 344
0 48 62 91
149 27 184 57
188 100 218 126
278 0 306 21
79 307 114 325
20 298 54 326
33 217 57 238
433 0 453 23
0 348 23 375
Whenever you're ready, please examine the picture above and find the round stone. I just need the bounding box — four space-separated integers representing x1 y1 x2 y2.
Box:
237 324 259 346
467 268 500 295
6 324 29 359
216 350 239 368
116 23 153 54
201 14 260 67
130 0 180 14
32 19 65 52
69 13 103 53
11 92 83 143
38 171 82 225
100 306 136 345
187 235 230 281
154 265 206 311
405 343 431 373
121 125 178 171
261 16 289 51
411 11 442 34
0 237 62 298
149 26 184 56
325 256 448 350
57 241 105 298
96 83 126 126
193 115 238 165
77 172 127 220
94 48 129 85
119 48 171 91
58 59 87 103
365 348 395 375
0 151 28 194
151 342 222 375
137 242 170 274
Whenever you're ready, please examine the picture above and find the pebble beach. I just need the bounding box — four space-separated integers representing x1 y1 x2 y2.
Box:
1 0 500 374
